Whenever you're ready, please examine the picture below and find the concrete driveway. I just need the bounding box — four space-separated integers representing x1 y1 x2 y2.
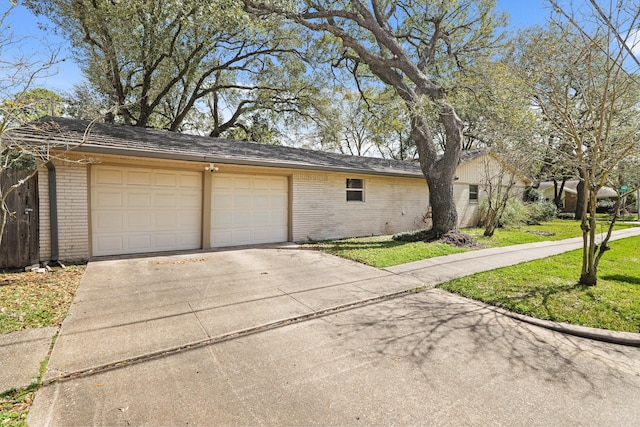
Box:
28 243 640 426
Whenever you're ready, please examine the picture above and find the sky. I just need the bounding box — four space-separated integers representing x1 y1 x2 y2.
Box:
5 0 552 94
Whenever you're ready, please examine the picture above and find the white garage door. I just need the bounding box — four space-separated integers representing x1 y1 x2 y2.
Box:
211 174 288 247
91 165 202 256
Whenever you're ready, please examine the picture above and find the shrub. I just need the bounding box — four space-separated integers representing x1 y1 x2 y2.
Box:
497 198 529 228
479 197 558 229
526 200 558 225
524 187 544 202
596 199 616 213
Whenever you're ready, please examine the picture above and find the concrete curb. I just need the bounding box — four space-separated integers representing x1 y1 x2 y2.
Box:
493 306 640 347
40 281 640 388
444 289 640 347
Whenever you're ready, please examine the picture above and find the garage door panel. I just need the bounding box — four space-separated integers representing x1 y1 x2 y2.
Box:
179 232 201 247
154 173 177 187
126 213 151 230
213 176 234 190
253 195 269 209
155 193 177 207
234 195 252 210
180 174 201 188
271 194 287 207
253 229 273 241
127 192 151 208
126 170 151 186
234 212 253 227
95 212 123 231
270 179 287 191
234 230 252 243
127 235 152 251
253 211 270 225
92 166 202 256
213 213 233 228
233 177 252 189
210 174 288 248
211 230 233 246
213 194 233 207
94 191 123 208
94 168 123 185
271 211 288 226
179 212 201 228
94 236 123 254
179 193 201 208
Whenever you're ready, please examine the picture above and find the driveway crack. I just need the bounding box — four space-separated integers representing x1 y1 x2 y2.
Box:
189 302 211 339
278 287 316 312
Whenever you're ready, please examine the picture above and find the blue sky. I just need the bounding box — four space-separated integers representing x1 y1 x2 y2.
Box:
497 0 550 29
7 1 552 94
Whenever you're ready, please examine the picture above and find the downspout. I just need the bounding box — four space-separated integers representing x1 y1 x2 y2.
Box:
45 161 59 262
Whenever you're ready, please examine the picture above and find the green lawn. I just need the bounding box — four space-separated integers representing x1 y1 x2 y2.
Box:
438 236 640 333
308 219 639 268
307 235 467 268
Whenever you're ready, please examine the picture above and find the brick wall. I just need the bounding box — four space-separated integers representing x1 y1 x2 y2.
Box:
291 172 429 242
38 160 89 262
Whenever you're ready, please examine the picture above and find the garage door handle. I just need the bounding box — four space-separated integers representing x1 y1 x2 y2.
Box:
24 208 33 215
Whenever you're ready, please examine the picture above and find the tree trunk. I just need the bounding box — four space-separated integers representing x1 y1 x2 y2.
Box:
428 172 459 235
575 179 585 220
579 187 598 286
579 271 597 286
483 209 498 237
412 106 462 236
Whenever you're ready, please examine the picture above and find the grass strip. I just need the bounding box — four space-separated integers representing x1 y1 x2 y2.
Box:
437 236 640 333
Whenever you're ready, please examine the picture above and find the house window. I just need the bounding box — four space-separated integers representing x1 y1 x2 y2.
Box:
469 184 479 203
346 178 364 202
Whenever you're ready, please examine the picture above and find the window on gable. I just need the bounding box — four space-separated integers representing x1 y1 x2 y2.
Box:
469 184 479 203
346 178 364 202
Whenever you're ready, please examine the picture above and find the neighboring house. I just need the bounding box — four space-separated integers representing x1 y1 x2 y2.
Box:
454 149 531 226
9 117 529 262
539 180 618 213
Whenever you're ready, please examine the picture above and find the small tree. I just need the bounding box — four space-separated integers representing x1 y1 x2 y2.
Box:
0 5 95 250
509 1 640 285
477 152 520 237
0 4 61 247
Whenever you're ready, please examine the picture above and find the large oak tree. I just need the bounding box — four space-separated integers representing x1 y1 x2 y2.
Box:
245 0 506 234
26 0 319 138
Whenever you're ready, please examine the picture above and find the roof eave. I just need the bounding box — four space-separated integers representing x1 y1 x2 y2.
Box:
62 144 425 179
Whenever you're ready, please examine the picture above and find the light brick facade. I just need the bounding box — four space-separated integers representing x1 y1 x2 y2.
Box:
291 171 429 241
38 159 89 262
36 151 526 260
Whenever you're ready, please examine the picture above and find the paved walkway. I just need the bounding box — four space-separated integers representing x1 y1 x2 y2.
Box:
1 227 639 424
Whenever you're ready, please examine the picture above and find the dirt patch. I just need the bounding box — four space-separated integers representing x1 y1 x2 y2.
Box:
0 265 86 334
434 231 479 247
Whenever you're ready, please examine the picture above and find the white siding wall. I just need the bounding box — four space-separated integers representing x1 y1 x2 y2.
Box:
455 154 530 228
454 183 480 228
38 160 89 262
291 171 429 241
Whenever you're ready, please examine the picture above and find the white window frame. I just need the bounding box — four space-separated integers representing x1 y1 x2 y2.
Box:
346 178 364 202
469 184 479 203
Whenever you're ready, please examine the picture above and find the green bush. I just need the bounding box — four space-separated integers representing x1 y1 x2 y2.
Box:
479 197 557 229
596 199 616 213
526 200 558 225
499 198 530 227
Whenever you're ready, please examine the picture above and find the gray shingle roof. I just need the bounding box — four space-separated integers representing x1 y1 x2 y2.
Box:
10 116 426 178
